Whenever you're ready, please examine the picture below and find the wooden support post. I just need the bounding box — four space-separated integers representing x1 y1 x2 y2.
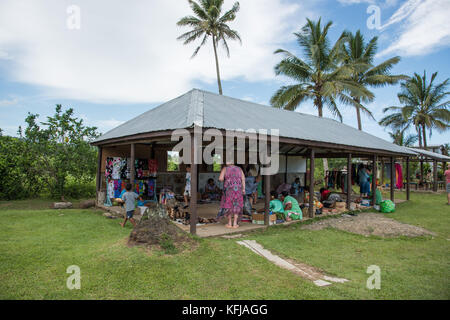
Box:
264 170 271 226
390 157 395 202
96 146 102 192
420 160 424 186
347 153 352 210
284 154 288 183
130 143 135 185
190 131 198 235
372 155 377 206
406 157 410 201
433 159 438 192
308 150 315 218
381 159 385 186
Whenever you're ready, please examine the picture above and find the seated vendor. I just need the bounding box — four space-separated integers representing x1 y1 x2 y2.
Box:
320 187 331 201
202 178 221 201
280 191 302 221
269 191 285 220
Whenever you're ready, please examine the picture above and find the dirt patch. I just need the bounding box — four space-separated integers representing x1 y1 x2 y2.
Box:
301 212 435 238
128 207 197 253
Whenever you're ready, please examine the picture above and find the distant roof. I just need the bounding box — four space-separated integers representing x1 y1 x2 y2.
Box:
405 147 450 161
93 89 414 156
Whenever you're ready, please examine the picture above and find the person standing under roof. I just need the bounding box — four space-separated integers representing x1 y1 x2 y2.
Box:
219 162 245 229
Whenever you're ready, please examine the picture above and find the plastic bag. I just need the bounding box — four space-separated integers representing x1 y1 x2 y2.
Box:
380 200 395 213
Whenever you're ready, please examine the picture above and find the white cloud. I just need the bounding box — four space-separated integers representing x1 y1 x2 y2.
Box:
0 0 311 104
79 113 124 133
379 0 423 30
95 119 125 132
0 97 19 106
338 0 375 4
379 0 450 56
337 0 397 6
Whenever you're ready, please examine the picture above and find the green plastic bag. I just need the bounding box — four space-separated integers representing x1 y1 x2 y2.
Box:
380 200 395 213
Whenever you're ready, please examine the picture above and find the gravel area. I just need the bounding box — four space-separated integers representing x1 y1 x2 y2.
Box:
301 212 436 238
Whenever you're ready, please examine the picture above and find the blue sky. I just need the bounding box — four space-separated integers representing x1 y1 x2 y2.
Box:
0 0 449 145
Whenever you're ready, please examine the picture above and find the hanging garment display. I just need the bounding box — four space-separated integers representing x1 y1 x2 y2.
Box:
119 158 128 179
149 159 158 175
135 159 149 179
108 180 115 199
147 179 156 198
105 157 113 179
104 179 112 206
395 163 403 189
111 157 121 179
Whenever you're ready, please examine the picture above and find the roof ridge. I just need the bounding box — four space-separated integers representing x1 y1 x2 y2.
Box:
197 88 346 125
187 89 204 127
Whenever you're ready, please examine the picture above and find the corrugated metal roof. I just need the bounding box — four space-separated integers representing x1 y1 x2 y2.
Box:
405 147 450 161
93 89 415 156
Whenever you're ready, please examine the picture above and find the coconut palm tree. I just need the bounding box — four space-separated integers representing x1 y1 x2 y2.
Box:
270 18 373 122
177 0 241 95
341 30 408 130
388 128 418 147
379 71 450 148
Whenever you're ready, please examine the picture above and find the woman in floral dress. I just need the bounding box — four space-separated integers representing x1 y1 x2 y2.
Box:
219 163 245 228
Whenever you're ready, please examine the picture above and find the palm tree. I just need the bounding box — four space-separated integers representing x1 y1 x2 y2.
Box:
388 128 418 147
177 0 241 95
379 71 450 148
341 30 408 130
270 18 373 122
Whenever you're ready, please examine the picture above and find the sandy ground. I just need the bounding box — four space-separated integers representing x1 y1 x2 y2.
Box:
301 212 436 238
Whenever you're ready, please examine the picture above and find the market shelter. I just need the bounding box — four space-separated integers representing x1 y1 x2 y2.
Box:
404 147 450 192
91 89 415 235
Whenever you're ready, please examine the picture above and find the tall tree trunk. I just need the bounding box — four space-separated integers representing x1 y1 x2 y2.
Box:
212 35 223 95
315 96 327 180
355 97 362 130
422 123 427 148
317 97 323 117
417 126 422 148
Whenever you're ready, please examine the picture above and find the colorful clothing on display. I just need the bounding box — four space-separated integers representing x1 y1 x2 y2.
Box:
107 179 115 199
111 157 121 179
395 163 403 189
105 158 113 179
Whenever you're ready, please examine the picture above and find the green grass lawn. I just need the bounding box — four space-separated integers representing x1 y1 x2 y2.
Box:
0 192 448 299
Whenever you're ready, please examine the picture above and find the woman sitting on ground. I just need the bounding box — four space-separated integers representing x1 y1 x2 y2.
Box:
202 178 221 201
320 187 331 202
257 190 285 220
280 191 303 221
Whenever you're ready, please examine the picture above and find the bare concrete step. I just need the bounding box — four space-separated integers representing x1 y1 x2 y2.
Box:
237 240 348 287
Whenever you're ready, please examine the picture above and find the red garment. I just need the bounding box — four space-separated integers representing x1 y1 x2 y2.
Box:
321 189 331 201
395 163 403 189
445 170 450 184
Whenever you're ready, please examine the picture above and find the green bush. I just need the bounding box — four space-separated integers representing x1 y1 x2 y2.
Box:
62 176 96 199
